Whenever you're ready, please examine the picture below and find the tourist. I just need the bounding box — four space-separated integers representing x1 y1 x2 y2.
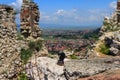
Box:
57 51 66 66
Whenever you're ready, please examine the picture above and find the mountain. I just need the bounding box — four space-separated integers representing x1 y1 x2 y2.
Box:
17 23 100 31
39 23 100 30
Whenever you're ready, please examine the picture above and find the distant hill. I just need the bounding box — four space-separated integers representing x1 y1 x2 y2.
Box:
17 23 100 31
40 23 101 30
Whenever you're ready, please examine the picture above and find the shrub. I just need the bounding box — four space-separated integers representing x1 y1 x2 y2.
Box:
20 48 33 64
17 33 24 40
28 41 36 50
99 43 110 55
20 40 43 65
35 40 42 51
28 40 42 51
18 73 28 80
103 21 118 32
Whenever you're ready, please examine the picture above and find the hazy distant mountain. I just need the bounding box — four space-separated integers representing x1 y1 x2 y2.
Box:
17 23 100 31
40 23 100 30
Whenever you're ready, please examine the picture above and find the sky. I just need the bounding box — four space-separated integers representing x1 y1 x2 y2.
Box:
0 0 117 27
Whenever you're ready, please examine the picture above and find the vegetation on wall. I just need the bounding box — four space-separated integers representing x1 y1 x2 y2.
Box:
19 39 43 79
28 40 43 51
20 48 33 64
20 40 43 64
18 73 28 80
17 32 24 40
103 21 119 32
103 21 112 32
99 42 110 55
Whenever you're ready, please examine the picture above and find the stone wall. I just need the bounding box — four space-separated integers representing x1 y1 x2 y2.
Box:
91 1 120 57
100 0 120 34
20 1 41 38
0 5 16 31
117 0 120 10
0 5 17 76
0 5 26 79
0 2 47 80
23 0 32 3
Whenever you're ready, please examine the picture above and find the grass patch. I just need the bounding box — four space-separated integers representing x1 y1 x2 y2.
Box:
20 40 43 64
35 40 43 51
20 48 33 64
18 73 28 80
103 21 119 32
17 33 24 40
28 41 36 49
99 42 110 55
70 54 79 59
28 40 42 51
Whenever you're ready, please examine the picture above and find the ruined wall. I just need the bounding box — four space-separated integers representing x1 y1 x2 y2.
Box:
0 5 16 30
0 5 17 75
100 0 120 34
20 1 41 38
0 2 47 79
0 5 26 79
117 0 120 23
92 1 120 57
117 0 120 10
23 0 32 3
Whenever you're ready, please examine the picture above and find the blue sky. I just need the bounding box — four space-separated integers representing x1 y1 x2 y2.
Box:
0 0 117 27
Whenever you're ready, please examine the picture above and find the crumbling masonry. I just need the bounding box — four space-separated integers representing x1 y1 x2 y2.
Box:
0 0 42 79
117 0 120 23
20 0 41 38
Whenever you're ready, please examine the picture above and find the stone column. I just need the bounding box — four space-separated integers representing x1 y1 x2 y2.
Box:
20 0 41 38
23 0 32 3
117 0 120 23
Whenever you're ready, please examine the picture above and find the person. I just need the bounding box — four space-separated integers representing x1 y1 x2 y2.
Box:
57 51 66 66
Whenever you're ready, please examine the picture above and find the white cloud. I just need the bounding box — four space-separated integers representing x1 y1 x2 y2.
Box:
56 9 66 16
40 8 112 26
10 0 22 11
40 1 117 26
9 0 115 26
109 1 117 9
40 12 58 23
